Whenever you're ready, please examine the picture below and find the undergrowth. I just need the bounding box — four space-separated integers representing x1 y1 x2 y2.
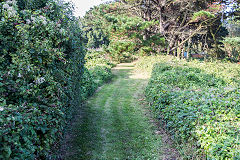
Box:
136 56 240 159
81 49 114 99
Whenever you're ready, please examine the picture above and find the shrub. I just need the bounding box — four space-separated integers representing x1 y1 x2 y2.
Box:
143 56 240 159
83 50 113 94
85 49 115 68
79 65 113 101
79 68 96 100
106 40 136 63
0 0 86 159
88 66 112 85
222 37 240 62
139 46 154 56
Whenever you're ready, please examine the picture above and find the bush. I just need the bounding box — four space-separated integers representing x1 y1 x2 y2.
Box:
79 68 96 100
222 37 240 62
81 49 113 99
0 0 86 159
139 46 154 56
143 56 240 159
80 66 112 101
89 66 112 85
106 40 137 63
85 49 115 68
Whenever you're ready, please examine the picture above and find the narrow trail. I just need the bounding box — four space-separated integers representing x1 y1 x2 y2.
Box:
60 63 181 160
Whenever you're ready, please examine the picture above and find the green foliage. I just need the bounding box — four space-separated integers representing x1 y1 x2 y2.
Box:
79 68 96 100
82 2 165 63
89 66 112 86
82 50 113 99
223 9 240 61
142 56 240 159
139 46 155 56
81 4 110 49
192 10 215 21
104 14 162 62
0 0 86 159
227 6 240 37
106 40 136 62
17 0 48 10
85 28 109 48
85 49 115 68
222 37 240 61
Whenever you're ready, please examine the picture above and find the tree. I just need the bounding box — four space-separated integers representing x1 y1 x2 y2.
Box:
121 0 231 58
222 2 240 61
82 2 165 62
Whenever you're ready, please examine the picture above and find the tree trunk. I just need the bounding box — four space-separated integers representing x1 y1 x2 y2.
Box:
177 41 181 58
210 27 221 58
167 45 170 55
186 38 191 59
181 45 185 59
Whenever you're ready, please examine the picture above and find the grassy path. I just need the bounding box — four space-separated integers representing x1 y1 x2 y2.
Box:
60 63 179 160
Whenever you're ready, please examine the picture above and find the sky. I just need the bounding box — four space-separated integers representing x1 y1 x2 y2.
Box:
64 0 110 17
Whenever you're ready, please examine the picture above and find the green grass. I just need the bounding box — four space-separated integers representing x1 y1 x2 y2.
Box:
63 64 162 160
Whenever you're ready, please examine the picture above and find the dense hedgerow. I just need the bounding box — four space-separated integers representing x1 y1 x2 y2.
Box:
0 0 86 159
141 56 240 159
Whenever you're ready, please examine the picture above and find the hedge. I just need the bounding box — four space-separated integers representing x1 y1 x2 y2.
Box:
0 0 86 159
144 56 240 159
